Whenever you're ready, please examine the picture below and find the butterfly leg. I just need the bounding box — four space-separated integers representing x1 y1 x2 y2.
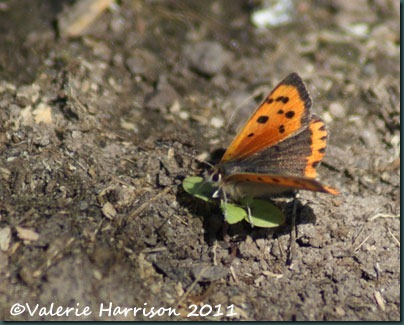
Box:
246 204 254 228
220 187 229 220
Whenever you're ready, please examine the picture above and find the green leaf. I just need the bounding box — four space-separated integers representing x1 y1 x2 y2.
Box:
242 199 285 228
220 202 247 224
182 176 215 202
183 176 285 228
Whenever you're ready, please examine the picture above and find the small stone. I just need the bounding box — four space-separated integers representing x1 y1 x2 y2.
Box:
335 306 345 316
145 76 180 110
33 103 53 124
16 84 40 106
0 227 11 251
79 200 89 211
16 226 39 242
126 49 160 81
329 102 346 118
183 41 230 76
360 127 379 148
179 111 189 120
210 116 224 128
345 23 369 38
102 202 117 220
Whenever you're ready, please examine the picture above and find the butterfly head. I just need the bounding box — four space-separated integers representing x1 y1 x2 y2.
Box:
204 166 225 199
205 166 223 184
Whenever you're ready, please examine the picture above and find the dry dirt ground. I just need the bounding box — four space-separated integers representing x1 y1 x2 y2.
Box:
0 0 400 321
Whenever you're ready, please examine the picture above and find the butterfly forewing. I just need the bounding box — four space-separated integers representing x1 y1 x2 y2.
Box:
221 73 311 163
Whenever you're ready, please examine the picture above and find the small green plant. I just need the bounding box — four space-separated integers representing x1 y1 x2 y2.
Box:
182 176 285 228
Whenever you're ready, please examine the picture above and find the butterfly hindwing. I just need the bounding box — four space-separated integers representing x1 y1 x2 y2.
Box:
221 73 312 163
304 115 328 178
225 173 339 195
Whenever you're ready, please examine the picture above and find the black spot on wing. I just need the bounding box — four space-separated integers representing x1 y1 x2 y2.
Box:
312 161 320 168
285 111 295 118
257 115 269 124
274 96 290 104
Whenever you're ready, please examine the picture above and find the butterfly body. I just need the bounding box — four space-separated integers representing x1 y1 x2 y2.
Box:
211 73 339 200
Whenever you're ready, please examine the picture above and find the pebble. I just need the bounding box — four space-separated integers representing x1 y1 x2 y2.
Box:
345 23 369 38
183 41 230 76
329 102 346 119
0 227 11 251
210 116 224 128
251 0 293 28
179 111 189 120
360 127 379 148
33 103 53 124
145 76 180 110
126 49 160 81
16 84 40 106
16 226 39 242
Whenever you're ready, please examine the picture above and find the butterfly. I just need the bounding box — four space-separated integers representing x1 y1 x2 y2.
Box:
210 73 339 202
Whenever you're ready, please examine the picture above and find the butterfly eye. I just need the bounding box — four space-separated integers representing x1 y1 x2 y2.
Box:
209 170 221 182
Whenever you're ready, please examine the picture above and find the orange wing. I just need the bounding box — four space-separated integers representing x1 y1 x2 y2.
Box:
226 173 340 195
221 73 311 163
304 115 328 178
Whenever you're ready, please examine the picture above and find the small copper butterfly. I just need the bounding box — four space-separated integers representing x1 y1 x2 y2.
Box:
210 73 339 201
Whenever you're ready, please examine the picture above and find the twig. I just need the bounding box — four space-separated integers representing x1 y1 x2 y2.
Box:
387 227 400 247
176 267 207 307
127 187 171 221
230 265 239 284
354 234 372 253
369 213 400 221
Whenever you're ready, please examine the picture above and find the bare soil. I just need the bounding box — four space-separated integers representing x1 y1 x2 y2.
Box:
0 0 400 321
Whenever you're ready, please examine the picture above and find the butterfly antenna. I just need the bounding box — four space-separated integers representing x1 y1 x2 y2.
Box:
225 86 270 131
184 151 214 169
156 141 214 169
